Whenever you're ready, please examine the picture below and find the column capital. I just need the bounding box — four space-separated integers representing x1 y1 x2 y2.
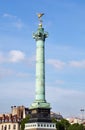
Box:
33 25 48 41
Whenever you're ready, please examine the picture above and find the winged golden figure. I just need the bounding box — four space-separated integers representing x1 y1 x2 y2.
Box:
37 13 44 19
37 13 44 25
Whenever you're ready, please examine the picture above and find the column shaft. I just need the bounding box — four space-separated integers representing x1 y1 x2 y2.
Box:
35 40 45 101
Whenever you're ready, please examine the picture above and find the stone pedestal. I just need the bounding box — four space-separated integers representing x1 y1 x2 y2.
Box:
29 108 51 123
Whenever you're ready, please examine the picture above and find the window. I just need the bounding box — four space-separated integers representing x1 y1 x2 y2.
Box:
1 125 3 130
4 125 7 130
38 124 40 127
13 124 16 129
47 124 49 127
44 124 46 127
8 125 11 129
53 125 55 127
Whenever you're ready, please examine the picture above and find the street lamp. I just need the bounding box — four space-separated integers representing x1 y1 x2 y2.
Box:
80 109 84 123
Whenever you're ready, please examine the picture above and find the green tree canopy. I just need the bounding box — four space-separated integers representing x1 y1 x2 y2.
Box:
52 118 70 130
68 123 85 130
20 115 30 130
52 118 85 130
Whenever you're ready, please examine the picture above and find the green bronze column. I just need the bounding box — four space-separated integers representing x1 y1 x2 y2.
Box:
33 23 47 101
30 15 50 109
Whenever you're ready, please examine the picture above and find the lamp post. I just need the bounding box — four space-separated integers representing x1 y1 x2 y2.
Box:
80 108 84 123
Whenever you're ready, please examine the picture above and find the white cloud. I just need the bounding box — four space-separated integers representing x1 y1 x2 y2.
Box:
0 50 25 63
47 59 66 69
2 13 24 29
3 13 17 19
0 50 35 65
47 58 85 70
0 67 32 79
9 50 25 63
69 60 85 68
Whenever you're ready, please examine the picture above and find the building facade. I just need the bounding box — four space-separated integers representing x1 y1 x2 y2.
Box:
0 122 20 130
0 106 29 130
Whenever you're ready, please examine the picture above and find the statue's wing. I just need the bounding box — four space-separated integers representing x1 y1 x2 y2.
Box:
37 13 44 19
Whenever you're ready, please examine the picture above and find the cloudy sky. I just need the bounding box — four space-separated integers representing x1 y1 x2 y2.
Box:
0 0 85 118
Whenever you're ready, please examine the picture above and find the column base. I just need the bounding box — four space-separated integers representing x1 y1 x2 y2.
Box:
29 100 50 109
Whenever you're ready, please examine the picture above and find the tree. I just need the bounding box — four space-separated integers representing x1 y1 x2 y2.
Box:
20 115 30 130
56 121 65 130
52 118 70 130
61 118 70 130
68 123 85 130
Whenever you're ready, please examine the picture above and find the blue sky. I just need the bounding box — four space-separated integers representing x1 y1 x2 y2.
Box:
0 0 85 118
